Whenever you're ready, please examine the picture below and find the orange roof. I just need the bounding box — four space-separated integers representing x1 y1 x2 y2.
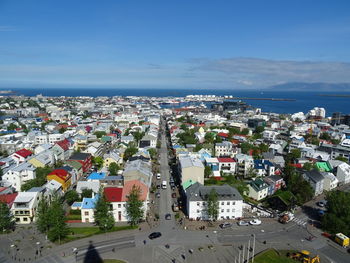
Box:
48 169 71 181
122 180 148 202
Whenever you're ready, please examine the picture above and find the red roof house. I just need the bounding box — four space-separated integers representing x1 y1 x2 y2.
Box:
104 187 123 203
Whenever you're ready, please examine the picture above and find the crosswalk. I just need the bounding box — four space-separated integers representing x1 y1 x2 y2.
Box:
291 216 308 227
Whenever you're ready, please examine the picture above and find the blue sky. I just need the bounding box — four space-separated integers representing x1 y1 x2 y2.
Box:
1 0 350 89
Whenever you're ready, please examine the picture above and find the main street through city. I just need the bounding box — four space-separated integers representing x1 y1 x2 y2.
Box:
0 116 349 263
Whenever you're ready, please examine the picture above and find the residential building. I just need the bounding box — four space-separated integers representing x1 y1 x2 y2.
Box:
235 154 254 177
2 162 36 191
321 172 338 191
186 183 243 220
178 156 204 187
217 157 236 174
302 170 325 196
11 189 43 224
68 152 92 174
247 178 269 201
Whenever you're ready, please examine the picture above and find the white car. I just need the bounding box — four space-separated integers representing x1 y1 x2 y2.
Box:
249 219 262 225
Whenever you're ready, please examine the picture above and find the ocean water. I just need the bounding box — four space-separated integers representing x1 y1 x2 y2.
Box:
3 87 350 116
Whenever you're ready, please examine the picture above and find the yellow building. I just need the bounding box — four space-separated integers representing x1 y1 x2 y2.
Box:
47 169 72 192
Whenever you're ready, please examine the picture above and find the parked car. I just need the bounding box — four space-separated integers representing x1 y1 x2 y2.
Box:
249 219 262 225
165 213 171 220
156 173 161 180
171 192 176 198
156 192 161 198
317 200 327 207
149 232 162 239
237 220 249 226
219 222 232 229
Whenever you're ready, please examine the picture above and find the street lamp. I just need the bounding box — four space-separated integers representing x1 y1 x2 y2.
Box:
36 241 41 256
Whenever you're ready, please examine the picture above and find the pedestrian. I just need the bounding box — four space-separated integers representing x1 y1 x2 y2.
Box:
143 240 146 245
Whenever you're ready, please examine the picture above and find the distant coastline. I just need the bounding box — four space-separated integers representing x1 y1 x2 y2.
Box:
319 94 350 98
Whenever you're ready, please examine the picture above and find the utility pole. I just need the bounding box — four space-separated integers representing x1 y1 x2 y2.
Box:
252 234 256 263
242 244 245 263
238 250 241 263
247 239 250 263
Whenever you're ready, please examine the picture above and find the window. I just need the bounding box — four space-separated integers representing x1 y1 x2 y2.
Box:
227 202 230 205
221 209 224 213
23 218 28 221
197 202 200 206
196 210 200 213
232 209 235 212
118 204 121 208
123 204 126 207
227 209 230 212
232 202 235 205
221 202 224 205
84 211 89 216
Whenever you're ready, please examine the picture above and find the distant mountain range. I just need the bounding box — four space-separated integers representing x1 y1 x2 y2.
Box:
268 82 350 92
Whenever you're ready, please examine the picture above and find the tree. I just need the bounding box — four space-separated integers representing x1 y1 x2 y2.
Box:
254 126 265 134
303 162 314 171
147 148 157 160
322 191 350 236
21 166 52 191
204 166 212 178
47 198 70 244
36 198 51 233
125 185 144 226
335 156 348 163
94 131 107 138
132 131 144 143
123 146 138 161
205 132 215 144
94 191 115 231
7 123 18 131
0 202 14 232
108 162 120 175
64 190 80 205
207 188 219 221
81 189 93 199
92 156 104 169
320 132 331 141
58 127 67 134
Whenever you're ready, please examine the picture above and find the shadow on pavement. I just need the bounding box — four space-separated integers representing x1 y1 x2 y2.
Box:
84 241 103 263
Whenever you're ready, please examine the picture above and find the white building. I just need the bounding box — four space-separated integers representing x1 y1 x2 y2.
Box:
186 183 243 220
321 172 339 191
11 188 43 224
2 162 36 191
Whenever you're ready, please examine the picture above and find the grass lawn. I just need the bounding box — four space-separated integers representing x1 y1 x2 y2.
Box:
63 225 138 243
253 249 297 263
66 214 82 220
103 260 126 263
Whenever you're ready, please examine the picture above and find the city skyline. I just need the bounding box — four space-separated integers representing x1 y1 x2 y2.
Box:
1 0 350 89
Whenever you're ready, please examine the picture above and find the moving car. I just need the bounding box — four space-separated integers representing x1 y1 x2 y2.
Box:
249 219 262 225
237 220 249 226
148 232 162 239
165 213 171 220
162 180 167 189
219 222 232 229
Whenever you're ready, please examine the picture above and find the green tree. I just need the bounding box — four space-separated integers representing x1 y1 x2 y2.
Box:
81 189 93 199
125 185 144 226
94 191 115 231
94 131 107 138
47 198 70 244
322 191 350 236
147 148 157 160
207 188 219 221
0 202 14 232
204 132 215 144
123 146 138 161
241 128 250 135
36 198 51 233
21 166 53 191
58 127 67 134
132 131 144 143
335 156 348 163
320 132 331 141
92 156 104 169
64 190 80 206
7 123 18 131
254 126 265 134
108 162 120 175
204 166 212 178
